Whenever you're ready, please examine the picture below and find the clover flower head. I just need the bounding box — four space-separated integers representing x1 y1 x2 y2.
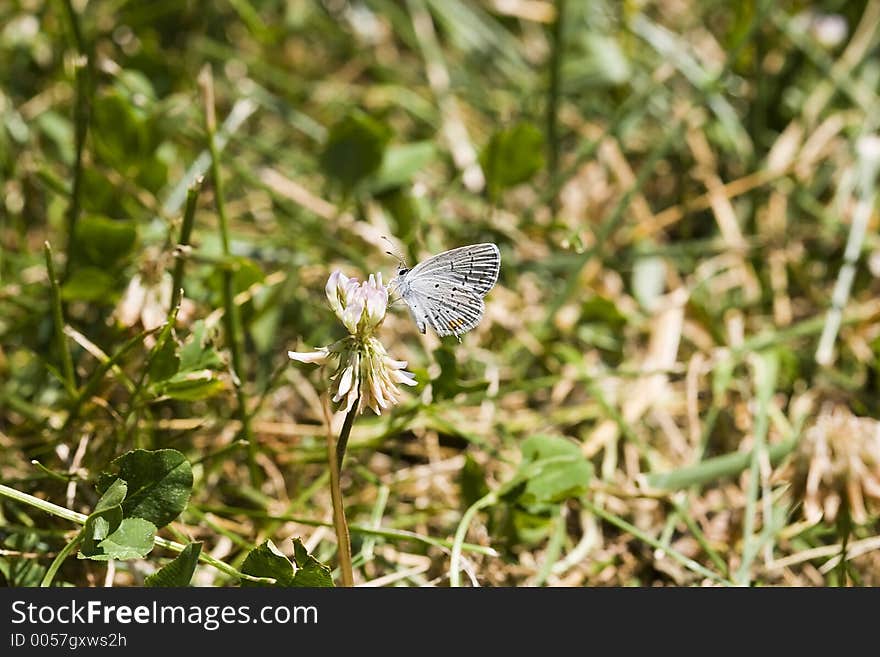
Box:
789 405 880 525
289 270 415 415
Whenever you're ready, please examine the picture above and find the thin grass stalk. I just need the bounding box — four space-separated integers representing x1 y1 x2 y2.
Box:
44 242 76 395
546 0 566 209
583 499 731 585
199 65 257 485
194 504 498 556
734 353 777 585
815 136 880 365
647 436 797 491
835 509 852 586
59 0 90 280
170 182 202 311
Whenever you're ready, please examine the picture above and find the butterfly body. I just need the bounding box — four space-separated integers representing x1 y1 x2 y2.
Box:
393 243 500 340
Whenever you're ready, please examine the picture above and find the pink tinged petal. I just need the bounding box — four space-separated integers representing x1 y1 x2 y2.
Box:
342 278 361 307
325 270 347 315
288 349 330 365
341 299 364 334
364 284 388 327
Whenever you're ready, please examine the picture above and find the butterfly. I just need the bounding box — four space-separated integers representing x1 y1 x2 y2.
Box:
391 243 501 341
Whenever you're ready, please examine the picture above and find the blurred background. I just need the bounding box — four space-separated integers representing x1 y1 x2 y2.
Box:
2 0 880 586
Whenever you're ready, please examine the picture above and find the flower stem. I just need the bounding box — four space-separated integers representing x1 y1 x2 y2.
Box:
327 400 358 587
336 399 359 473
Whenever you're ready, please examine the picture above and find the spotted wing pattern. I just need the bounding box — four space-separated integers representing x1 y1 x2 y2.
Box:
398 243 500 339
404 243 500 296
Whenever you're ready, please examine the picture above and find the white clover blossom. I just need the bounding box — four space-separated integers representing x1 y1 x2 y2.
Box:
289 270 416 415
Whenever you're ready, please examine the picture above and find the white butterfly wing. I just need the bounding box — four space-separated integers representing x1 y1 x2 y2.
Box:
405 243 500 297
405 280 485 337
399 243 500 338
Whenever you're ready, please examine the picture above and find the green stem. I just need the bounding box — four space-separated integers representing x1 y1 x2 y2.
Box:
336 397 359 472
59 0 90 280
327 402 358 587
170 182 201 312
735 353 778 586
533 504 567 586
44 242 76 395
450 491 497 587
200 65 256 485
40 532 83 587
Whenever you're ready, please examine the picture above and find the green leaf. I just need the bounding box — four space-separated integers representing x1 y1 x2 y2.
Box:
512 435 592 505
290 538 334 587
145 542 202 587
320 110 391 193
480 122 545 201
178 320 223 372
89 518 156 561
60 266 117 302
75 215 138 267
98 449 193 528
370 141 436 193
240 539 334 587
91 91 150 167
79 479 127 558
157 370 226 401
511 507 555 545
148 336 180 382
240 540 295 586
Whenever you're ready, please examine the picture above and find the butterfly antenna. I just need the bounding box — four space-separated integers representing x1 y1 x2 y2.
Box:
381 235 408 268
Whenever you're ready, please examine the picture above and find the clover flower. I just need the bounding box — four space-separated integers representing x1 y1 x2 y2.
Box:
789 405 880 525
288 270 416 415
115 246 173 331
